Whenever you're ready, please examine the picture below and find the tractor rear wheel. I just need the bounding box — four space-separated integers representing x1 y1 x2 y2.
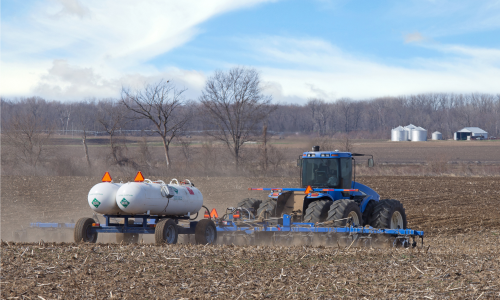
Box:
195 219 217 245
116 220 139 244
304 200 332 223
256 200 278 219
326 200 362 227
368 199 407 229
237 198 262 218
74 217 98 243
155 219 178 245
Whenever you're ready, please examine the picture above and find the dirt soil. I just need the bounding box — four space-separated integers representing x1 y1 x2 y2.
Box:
2 175 500 298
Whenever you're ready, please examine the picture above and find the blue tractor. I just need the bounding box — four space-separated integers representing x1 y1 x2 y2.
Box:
238 146 407 230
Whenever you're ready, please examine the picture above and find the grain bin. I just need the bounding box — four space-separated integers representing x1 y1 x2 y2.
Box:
412 127 427 141
404 124 417 141
391 126 407 141
432 131 442 140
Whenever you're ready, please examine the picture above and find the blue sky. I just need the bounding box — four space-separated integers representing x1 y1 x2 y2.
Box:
1 0 500 102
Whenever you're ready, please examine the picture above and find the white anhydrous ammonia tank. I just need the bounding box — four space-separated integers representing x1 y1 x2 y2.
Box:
88 182 124 214
116 180 203 215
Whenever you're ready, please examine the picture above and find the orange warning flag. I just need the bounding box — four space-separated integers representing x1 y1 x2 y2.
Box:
134 171 145 182
305 185 313 194
210 208 218 218
102 172 112 182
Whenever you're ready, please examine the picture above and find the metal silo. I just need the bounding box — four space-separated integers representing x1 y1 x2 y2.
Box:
391 126 406 141
432 131 442 140
404 124 417 141
412 127 427 142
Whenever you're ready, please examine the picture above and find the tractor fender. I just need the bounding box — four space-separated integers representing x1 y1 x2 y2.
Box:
351 182 380 201
359 196 373 213
305 193 333 201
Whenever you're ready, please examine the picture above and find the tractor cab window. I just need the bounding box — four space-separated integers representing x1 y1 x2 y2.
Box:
301 158 339 188
340 158 352 189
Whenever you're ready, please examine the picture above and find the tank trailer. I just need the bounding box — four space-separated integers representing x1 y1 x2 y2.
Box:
69 146 423 248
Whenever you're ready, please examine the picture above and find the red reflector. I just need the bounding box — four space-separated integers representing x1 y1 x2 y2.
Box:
92 223 100 227
272 193 279 196
310 193 319 197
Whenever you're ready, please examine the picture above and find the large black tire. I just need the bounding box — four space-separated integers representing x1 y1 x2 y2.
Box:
155 219 178 245
116 220 139 244
237 198 262 218
303 200 332 223
195 219 217 245
256 200 278 219
326 199 362 227
361 200 378 226
368 199 407 229
74 217 98 243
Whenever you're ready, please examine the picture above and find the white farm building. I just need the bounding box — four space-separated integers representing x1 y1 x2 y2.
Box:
454 127 488 140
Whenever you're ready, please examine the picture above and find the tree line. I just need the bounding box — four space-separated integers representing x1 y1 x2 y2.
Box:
2 66 500 172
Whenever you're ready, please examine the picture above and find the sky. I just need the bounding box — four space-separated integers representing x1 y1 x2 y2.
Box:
1 0 500 103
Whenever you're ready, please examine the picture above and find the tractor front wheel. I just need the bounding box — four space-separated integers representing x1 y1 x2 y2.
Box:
304 200 332 223
326 200 362 227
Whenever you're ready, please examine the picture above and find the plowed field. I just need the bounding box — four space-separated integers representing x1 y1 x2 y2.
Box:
2 175 500 298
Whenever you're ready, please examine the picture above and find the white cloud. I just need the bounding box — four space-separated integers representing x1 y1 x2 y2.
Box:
249 37 500 102
0 0 275 100
404 32 426 44
54 0 91 19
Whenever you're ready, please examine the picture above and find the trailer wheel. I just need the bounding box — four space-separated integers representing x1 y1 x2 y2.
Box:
369 199 407 229
155 219 178 245
116 220 139 244
237 198 262 217
304 200 332 223
326 200 362 227
74 217 98 243
195 219 217 245
256 200 277 219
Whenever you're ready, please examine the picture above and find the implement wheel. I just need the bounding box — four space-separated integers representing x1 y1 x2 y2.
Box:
326 199 362 227
256 200 277 219
237 198 262 218
155 219 178 245
369 199 407 229
74 217 98 243
116 220 139 244
304 200 332 223
195 219 217 245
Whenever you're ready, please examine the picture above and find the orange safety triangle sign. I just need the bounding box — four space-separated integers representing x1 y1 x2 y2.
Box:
305 185 313 194
134 171 145 182
102 172 112 182
210 208 218 218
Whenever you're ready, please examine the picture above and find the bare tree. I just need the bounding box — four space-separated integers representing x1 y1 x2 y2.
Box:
307 98 332 136
199 67 273 170
121 80 189 168
97 100 130 165
2 97 55 170
74 101 96 167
